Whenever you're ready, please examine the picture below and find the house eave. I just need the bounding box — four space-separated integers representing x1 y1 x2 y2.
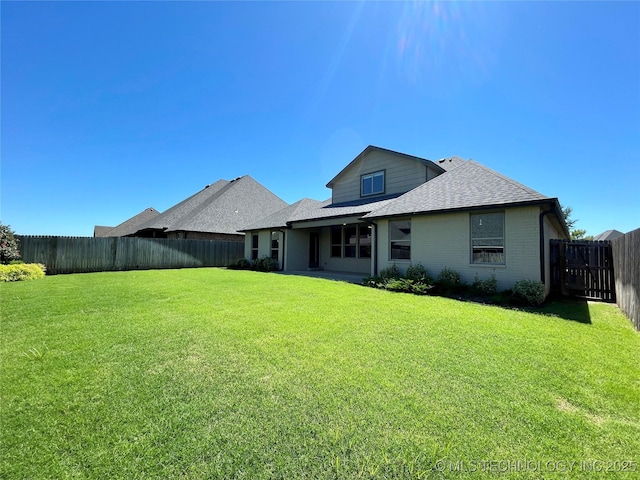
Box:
363 199 565 222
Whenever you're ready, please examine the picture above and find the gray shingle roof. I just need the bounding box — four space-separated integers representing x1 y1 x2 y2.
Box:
94 225 114 237
94 207 160 237
136 179 230 233
593 229 624 241
167 176 288 235
135 176 287 236
290 197 396 223
434 156 466 171
241 196 399 230
363 160 551 219
241 198 326 231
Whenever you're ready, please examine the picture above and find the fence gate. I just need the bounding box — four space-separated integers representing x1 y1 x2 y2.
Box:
550 240 615 302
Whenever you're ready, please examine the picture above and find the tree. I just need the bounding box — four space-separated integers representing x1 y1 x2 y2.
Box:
571 229 588 241
0 223 21 264
561 205 577 230
561 205 593 240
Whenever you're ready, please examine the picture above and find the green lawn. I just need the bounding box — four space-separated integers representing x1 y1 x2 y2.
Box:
1 268 639 479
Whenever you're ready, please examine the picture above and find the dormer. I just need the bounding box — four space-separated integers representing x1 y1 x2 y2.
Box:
326 146 447 205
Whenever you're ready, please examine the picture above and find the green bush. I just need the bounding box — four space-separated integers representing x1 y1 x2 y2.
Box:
382 278 433 295
0 263 46 282
472 272 498 295
0 223 21 264
228 258 252 270
512 279 545 306
435 267 464 293
364 265 433 295
379 264 401 280
362 275 382 288
252 256 279 272
405 263 431 283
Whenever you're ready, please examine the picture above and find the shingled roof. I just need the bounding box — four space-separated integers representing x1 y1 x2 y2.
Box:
241 198 327 231
240 196 399 230
593 229 624 241
135 176 287 236
241 159 563 231
136 179 230 233
94 207 160 237
363 161 553 219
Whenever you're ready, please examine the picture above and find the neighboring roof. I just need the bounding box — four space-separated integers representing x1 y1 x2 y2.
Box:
136 179 230 233
326 145 446 188
136 176 288 236
94 207 160 237
94 226 114 237
363 160 553 219
435 156 466 171
241 198 326 231
593 229 624 241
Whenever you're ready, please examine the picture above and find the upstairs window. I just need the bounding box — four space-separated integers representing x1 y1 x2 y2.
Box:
471 212 505 264
361 171 385 197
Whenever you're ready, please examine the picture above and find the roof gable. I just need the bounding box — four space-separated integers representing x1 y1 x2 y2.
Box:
325 145 445 188
364 160 551 219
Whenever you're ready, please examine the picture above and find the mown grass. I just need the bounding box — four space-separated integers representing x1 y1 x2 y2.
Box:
1 268 638 479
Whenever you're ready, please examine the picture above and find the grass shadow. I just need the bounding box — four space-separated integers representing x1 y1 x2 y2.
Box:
533 297 592 324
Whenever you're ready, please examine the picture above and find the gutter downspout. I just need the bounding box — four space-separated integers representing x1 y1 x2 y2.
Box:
539 208 555 284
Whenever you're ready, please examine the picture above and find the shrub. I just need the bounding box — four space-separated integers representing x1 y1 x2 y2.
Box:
362 275 382 288
0 263 46 282
382 278 433 295
252 256 279 272
512 279 545 306
472 272 498 295
379 264 401 280
228 258 252 270
435 267 464 294
0 223 21 264
406 263 431 283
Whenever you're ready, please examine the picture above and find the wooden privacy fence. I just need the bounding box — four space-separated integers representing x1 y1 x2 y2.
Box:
16 236 245 275
550 240 615 302
611 228 640 331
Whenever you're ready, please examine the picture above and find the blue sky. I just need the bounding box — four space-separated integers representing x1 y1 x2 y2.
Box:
2 1 639 237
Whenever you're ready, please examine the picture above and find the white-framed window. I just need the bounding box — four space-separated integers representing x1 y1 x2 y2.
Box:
361 170 385 197
471 212 505 264
389 219 411 260
251 233 259 260
330 224 372 259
